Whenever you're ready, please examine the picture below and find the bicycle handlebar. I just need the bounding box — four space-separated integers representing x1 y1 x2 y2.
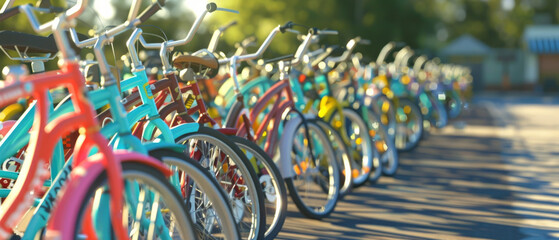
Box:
263 54 294 64
218 23 289 65
139 3 237 50
393 47 413 70
0 5 20 21
220 20 238 31
314 29 338 35
279 21 294 33
208 20 238 52
322 36 370 65
69 0 152 49
127 28 144 71
376 41 406 65
137 0 165 23
291 31 315 65
0 0 88 61
17 0 88 61
290 27 338 65
413 55 428 73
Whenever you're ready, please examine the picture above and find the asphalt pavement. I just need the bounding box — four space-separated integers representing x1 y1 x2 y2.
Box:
276 94 559 240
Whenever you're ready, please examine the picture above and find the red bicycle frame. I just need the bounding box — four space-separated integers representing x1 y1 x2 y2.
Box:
0 62 128 238
235 79 295 156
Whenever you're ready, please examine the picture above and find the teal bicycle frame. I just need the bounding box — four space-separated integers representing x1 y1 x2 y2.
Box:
118 68 200 143
0 49 189 240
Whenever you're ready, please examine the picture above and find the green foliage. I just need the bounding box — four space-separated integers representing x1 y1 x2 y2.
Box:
1 0 559 71
211 0 440 58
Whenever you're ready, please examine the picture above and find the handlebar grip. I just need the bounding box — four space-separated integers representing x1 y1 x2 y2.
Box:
279 21 294 33
206 2 217 12
316 29 338 35
138 1 165 23
0 5 22 22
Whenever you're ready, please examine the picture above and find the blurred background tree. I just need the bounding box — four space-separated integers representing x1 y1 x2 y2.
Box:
1 0 559 70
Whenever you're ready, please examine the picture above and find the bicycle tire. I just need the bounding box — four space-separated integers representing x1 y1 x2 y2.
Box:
394 98 424 152
374 94 397 141
340 107 379 187
446 90 463 119
313 119 353 197
285 119 340 219
226 135 287 240
365 110 399 177
72 162 196 239
148 149 241 240
175 127 266 240
421 91 448 129
223 100 244 129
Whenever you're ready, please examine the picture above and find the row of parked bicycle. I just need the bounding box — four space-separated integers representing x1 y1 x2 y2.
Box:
0 0 472 239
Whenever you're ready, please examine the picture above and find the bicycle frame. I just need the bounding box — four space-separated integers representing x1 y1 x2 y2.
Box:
0 5 186 239
0 93 66 186
0 62 130 239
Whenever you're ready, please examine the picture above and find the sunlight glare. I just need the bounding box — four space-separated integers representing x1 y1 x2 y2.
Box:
182 0 209 18
93 0 116 21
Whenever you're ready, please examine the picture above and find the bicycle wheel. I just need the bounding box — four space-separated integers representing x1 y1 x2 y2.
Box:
227 135 287 240
419 91 448 130
365 110 399 177
72 162 196 239
337 107 379 187
394 98 424 152
149 149 241 240
175 127 266 240
375 95 397 141
285 119 340 219
314 119 353 197
446 90 463 119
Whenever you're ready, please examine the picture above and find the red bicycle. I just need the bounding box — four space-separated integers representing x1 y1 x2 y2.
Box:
0 1 195 238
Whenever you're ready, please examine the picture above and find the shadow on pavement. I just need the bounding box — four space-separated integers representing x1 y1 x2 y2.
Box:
277 102 558 240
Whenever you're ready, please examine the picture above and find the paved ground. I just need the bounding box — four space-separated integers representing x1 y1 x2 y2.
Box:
277 94 559 240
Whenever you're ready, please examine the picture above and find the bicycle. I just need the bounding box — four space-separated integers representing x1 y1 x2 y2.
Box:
85 5 265 238
173 23 294 239
228 26 341 219
375 42 424 152
0 1 235 238
310 37 399 178
0 1 196 238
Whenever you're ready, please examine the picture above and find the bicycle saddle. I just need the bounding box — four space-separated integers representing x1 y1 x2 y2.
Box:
0 30 88 54
172 50 219 78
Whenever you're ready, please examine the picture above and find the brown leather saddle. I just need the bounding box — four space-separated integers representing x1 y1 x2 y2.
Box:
172 50 220 79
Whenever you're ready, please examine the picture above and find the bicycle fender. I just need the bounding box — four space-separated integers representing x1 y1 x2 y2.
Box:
46 151 171 239
163 122 200 141
318 97 337 119
278 113 315 179
143 142 186 154
278 116 302 179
